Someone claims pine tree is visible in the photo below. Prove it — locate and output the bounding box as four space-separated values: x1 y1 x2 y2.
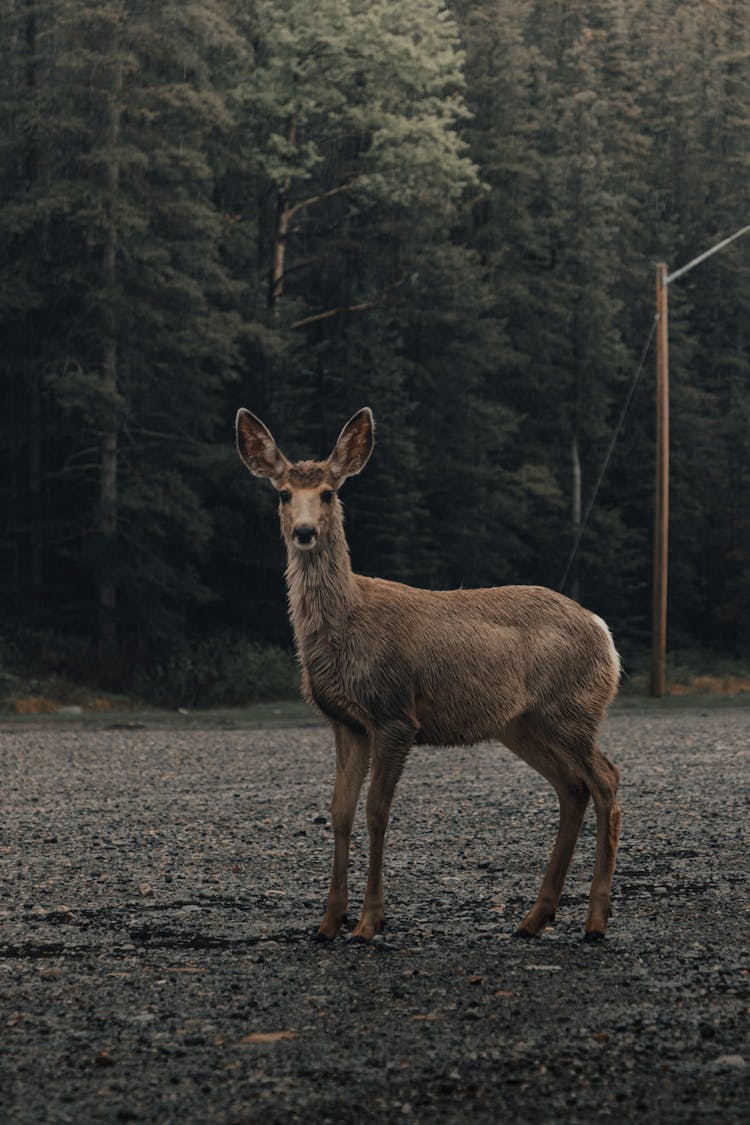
0 0 248 666
455 1 650 617
2 0 750 684
647 0 750 653
225 0 485 595
246 0 479 321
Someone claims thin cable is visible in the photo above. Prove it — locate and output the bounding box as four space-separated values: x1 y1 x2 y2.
666 223 750 285
558 316 658 593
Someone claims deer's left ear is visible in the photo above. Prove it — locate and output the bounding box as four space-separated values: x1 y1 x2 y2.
328 408 375 484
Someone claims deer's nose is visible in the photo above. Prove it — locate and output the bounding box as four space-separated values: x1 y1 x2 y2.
293 524 317 546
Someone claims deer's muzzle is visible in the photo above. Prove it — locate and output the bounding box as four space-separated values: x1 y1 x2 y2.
293 523 318 548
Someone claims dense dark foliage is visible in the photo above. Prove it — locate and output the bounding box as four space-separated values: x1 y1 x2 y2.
1 0 749 698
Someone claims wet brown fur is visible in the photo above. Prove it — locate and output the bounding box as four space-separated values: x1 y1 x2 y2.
236 407 622 943
288 464 327 488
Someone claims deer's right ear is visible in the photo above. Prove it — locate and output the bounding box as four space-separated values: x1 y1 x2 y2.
236 409 289 483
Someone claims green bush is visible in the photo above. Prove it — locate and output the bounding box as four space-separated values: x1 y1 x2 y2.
136 636 300 708
0 626 301 709
0 628 101 705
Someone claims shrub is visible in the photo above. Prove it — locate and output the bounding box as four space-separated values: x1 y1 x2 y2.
136 635 300 708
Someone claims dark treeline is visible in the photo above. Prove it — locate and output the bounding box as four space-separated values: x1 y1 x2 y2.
1 0 749 699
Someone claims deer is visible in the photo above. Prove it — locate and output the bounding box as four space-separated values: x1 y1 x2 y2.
236 406 622 943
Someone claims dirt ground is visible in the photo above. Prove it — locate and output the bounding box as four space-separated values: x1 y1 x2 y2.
1 706 748 1123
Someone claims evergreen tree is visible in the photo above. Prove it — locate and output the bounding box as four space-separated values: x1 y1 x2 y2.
225 0 485 599
1 0 247 665
455 0 649 623
1 0 749 692
648 0 750 653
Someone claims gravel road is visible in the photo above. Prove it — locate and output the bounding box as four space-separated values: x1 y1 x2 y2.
1 707 748 1123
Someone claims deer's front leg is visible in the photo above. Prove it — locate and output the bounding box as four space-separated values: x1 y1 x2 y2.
352 726 413 942
317 724 370 941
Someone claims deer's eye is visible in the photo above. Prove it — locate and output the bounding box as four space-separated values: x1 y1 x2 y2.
278 489 291 504
321 489 335 504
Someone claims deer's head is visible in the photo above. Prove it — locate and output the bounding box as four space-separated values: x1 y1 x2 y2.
236 407 374 552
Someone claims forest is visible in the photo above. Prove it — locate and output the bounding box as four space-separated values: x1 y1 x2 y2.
1 0 749 705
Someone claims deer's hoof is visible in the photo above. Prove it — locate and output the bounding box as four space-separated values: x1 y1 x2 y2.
349 916 385 943
513 927 538 940
312 929 335 943
583 929 606 942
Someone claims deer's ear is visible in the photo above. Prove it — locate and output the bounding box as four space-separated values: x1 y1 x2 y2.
328 408 374 484
236 409 289 482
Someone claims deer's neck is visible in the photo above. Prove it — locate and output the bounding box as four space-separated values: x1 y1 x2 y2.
285 516 358 650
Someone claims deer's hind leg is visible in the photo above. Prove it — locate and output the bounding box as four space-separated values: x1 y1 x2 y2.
317 723 370 941
502 718 591 938
580 746 621 940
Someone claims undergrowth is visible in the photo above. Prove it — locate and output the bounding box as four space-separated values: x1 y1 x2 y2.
2 631 748 714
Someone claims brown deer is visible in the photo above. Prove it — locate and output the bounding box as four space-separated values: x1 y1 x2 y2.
236 406 621 942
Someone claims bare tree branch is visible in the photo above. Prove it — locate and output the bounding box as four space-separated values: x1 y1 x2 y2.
284 179 359 223
291 300 378 330
291 278 407 329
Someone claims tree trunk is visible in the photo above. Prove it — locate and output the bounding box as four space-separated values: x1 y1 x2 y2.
267 116 358 314
28 363 42 593
25 0 43 595
268 116 296 312
99 34 123 665
570 428 582 603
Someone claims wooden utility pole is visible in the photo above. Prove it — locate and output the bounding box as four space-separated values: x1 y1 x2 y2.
650 263 669 697
648 226 750 697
